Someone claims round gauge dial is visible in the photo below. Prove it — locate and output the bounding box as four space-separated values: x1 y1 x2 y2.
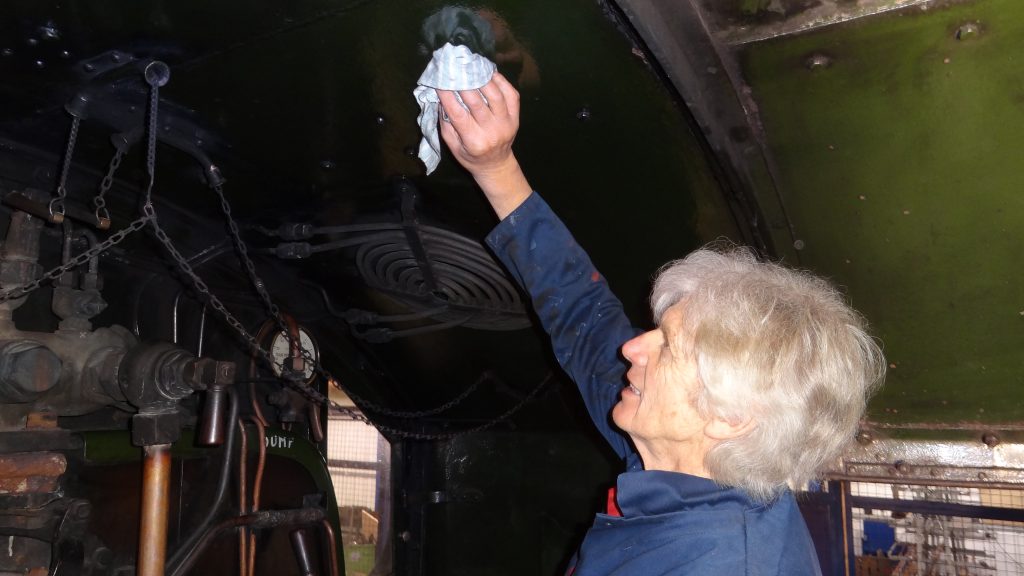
269 328 318 382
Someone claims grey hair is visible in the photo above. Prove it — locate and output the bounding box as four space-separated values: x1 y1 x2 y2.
651 245 884 501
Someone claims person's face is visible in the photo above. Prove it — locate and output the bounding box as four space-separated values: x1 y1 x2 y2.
612 302 711 465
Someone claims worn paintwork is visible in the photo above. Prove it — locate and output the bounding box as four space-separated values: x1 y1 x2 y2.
0 452 66 494
739 0 1024 428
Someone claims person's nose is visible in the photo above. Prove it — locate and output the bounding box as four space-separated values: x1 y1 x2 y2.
621 330 657 367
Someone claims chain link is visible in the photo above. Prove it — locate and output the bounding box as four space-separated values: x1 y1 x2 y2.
50 116 81 219
0 215 151 302
94 145 125 226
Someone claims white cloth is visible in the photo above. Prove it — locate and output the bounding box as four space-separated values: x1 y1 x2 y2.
414 43 496 174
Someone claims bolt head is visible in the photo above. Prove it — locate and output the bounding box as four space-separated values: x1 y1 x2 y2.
982 433 1000 448
956 22 980 40
805 53 832 70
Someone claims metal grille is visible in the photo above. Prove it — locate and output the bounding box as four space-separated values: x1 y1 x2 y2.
852 482 1024 575
327 408 391 575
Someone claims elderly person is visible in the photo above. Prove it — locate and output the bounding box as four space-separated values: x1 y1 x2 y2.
438 73 884 575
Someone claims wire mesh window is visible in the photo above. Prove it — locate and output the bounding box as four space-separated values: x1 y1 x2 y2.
327 407 391 576
851 482 1024 576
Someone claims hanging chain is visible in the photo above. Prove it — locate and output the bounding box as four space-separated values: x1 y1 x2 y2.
0 215 151 302
50 116 81 220
142 75 160 208
367 373 552 441
94 145 125 226
0 61 547 439
209 183 495 420
146 212 553 440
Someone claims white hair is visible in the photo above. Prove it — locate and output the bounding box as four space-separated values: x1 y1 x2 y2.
651 245 884 501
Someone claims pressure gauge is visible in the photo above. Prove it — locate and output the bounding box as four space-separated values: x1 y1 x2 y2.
269 327 318 383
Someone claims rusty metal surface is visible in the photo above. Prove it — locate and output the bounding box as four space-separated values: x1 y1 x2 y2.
0 451 66 494
137 443 171 576
695 0 974 45
830 438 1024 487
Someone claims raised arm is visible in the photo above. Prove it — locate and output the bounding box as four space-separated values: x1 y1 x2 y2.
438 75 636 459
437 73 531 219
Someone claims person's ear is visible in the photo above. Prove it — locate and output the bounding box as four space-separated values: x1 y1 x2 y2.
704 416 756 440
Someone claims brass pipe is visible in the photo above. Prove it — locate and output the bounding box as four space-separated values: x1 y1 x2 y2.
138 443 173 576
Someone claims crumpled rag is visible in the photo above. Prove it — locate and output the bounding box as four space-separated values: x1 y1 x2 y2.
414 42 496 174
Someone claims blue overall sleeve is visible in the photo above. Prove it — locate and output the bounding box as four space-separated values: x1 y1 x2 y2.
486 192 637 460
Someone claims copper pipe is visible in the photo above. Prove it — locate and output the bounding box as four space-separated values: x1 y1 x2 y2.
138 443 172 576
250 380 269 427
238 420 248 576
252 418 266 513
283 314 302 372
247 418 266 576
308 402 324 443
321 519 340 576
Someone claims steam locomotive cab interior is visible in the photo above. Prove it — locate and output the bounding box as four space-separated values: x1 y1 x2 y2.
1 0 1023 575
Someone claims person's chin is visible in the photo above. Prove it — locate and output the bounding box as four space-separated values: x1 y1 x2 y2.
611 401 632 432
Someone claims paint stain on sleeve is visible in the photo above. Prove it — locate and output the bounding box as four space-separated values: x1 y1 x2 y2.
591 271 600 282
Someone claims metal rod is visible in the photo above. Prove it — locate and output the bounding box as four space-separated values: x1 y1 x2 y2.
849 495 1024 523
170 508 326 576
3 191 108 228
290 529 316 576
166 391 240 573
827 473 1024 491
138 443 173 576
840 480 851 576
197 304 207 357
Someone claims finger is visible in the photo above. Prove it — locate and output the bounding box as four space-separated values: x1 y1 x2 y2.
458 88 492 123
438 115 463 152
437 90 473 129
478 79 508 118
490 72 521 121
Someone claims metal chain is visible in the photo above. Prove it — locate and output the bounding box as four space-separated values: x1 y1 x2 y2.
0 215 151 302
364 373 552 441
152 204 520 437
143 82 159 206
94 145 125 225
128 75 366 427
51 116 80 219
209 183 491 420
16 65 546 440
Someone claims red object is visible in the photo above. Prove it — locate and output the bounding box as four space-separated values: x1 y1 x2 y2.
606 486 623 517
565 487 622 575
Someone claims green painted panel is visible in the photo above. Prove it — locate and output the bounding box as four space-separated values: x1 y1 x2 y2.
741 0 1024 426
